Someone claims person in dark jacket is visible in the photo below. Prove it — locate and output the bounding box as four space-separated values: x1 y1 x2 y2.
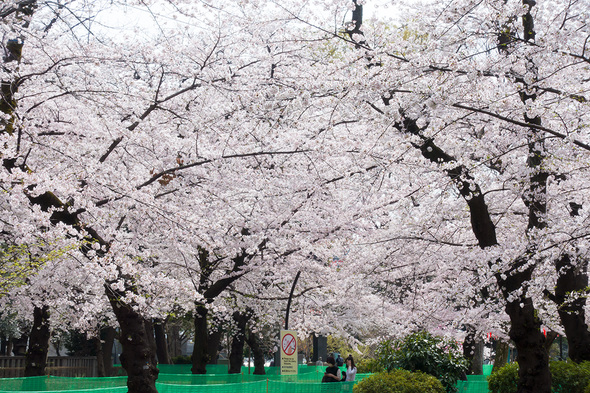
322 356 342 382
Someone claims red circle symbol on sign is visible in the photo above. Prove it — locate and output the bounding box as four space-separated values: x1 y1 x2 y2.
282 333 296 356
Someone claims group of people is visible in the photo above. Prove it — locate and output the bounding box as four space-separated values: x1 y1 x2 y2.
322 354 357 382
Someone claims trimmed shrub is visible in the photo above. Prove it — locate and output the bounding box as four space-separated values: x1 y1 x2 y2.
487 362 518 393
488 360 590 393
376 331 469 393
353 369 445 393
551 360 590 393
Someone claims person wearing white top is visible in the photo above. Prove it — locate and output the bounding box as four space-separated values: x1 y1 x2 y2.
345 355 357 382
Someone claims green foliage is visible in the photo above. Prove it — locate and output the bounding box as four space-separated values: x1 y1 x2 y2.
551 361 590 393
0 241 80 298
171 355 192 364
376 331 469 393
327 335 359 359
0 243 42 297
488 360 590 393
487 362 518 393
353 369 445 393
0 312 20 338
356 357 384 374
63 330 97 356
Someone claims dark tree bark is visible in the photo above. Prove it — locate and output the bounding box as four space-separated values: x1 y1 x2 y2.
462 326 483 375
493 340 510 373
191 303 209 374
191 246 252 374
245 327 266 375
1 0 36 141
552 255 590 362
388 116 551 392
2 3 166 387
358 1 555 388
24 306 50 377
154 320 171 364
101 326 116 377
96 326 117 377
472 339 484 375
106 285 159 393
167 322 182 359
207 326 223 365
0 335 6 355
229 311 248 374
544 331 558 353
97 335 105 377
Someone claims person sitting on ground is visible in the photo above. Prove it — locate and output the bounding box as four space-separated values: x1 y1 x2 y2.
322 356 341 382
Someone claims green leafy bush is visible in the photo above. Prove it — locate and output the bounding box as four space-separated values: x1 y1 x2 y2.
487 362 518 393
356 357 384 374
551 360 590 393
376 331 468 393
171 355 192 364
353 369 445 393
488 361 590 393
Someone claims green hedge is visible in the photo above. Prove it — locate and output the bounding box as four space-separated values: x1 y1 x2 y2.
488 361 590 393
353 370 445 393
375 331 468 393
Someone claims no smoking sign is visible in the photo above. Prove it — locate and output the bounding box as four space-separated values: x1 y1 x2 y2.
281 333 296 356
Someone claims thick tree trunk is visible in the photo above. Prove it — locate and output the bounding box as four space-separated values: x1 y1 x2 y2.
106 287 159 393
167 323 182 359
397 114 551 392
24 306 50 377
471 339 484 375
493 340 509 373
0 335 7 355
245 327 266 375
101 327 116 377
553 255 590 362
191 247 252 373
509 301 550 393
191 303 209 374
96 326 117 377
229 311 248 374
207 327 223 365
154 320 171 364
462 327 483 375
97 335 105 377
498 277 550 393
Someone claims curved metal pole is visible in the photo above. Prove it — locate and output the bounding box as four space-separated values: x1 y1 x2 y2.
285 271 301 330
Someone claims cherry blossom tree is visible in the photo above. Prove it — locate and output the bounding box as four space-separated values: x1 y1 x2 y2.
2 0 376 390
3 2 590 393
299 1 590 392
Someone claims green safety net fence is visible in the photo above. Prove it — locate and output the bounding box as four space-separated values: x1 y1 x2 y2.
0 371 490 393
153 365 321 375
